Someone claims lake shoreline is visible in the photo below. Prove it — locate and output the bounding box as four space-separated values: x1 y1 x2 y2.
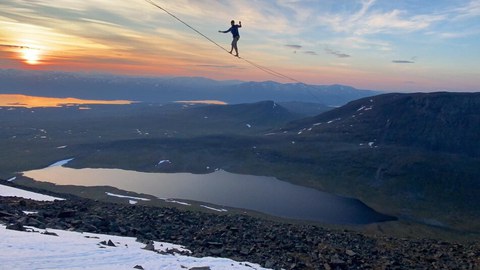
21 161 396 225
11 174 393 226
0 182 478 269
8 174 478 243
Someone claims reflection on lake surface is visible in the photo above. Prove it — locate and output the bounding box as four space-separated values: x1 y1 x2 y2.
0 94 132 108
23 165 395 224
175 100 227 105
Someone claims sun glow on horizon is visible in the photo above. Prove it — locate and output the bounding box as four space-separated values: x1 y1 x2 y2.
21 47 41 65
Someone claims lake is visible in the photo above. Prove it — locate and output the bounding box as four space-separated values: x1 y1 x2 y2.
22 161 394 224
0 94 132 108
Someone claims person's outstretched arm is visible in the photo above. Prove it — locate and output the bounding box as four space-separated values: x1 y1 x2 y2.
219 27 231 33
238 21 242 28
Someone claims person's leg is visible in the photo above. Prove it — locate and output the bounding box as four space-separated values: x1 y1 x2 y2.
230 38 235 54
232 36 239 56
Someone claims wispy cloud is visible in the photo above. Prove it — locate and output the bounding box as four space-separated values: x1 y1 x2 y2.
285 44 320 56
430 0 480 39
0 44 35 49
343 36 393 51
360 11 445 35
392 60 415 64
436 29 480 39
303 51 317 55
0 0 478 91
392 56 417 64
318 1 446 36
196 64 240 69
452 0 480 20
325 48 351 58
285 44 302 49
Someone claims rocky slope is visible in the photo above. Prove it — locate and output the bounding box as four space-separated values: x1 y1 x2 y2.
1 194 478 270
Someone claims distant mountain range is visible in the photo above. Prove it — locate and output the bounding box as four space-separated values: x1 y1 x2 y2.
0 69 379 106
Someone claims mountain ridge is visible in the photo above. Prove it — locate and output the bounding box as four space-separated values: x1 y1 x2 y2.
285 91 480 156
269 92 480 231
0 69 379 106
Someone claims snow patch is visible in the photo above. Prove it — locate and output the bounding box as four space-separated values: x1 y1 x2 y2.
136 129 150 136
157 160 171 166
327 118 341 124
7 176 16 182
129 200 138 205
56 145 68 149
105 192 151 201
357 105 373 112
200 205 228 212
22 211 38 215
246 124 252 128
48 158 74 167
0 183 64 201
162 198 191 206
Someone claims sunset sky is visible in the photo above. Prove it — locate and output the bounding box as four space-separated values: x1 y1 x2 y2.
1 0 479 92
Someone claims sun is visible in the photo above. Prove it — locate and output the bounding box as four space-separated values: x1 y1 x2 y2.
21 48 41 65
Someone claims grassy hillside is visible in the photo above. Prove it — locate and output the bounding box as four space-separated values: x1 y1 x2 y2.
0 101 299 176
1 93 479 237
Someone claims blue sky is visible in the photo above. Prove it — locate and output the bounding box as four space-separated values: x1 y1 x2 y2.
0 0 479 92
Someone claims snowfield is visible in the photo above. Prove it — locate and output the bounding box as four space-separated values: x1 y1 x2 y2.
0 183 270 270
0 225 268 270
47 158 75 167
0 183 64 201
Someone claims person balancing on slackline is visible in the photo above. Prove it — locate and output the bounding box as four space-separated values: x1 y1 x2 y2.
219 20 242 57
